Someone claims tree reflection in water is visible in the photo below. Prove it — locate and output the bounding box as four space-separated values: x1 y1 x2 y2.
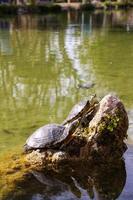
4 159 126 200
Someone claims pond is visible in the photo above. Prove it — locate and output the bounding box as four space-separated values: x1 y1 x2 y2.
0 9 133 199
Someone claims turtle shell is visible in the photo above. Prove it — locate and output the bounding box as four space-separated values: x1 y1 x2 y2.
62 95 98 125
62 100 87 125
25 124 67 150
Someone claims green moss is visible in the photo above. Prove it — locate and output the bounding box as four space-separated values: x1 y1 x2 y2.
0 152 32 198
98 121 107 133
107 116 119 132
97 112 120 134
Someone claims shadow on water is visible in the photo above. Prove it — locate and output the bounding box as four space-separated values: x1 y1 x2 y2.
3 158 126 200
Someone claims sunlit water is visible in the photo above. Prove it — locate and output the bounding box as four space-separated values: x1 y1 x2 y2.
0 10 133 199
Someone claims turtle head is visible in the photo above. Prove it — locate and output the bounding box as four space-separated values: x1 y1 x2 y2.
90 94 99 105
84 94 98 108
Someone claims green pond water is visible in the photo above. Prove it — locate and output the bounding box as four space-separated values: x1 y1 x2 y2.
0 10 133 199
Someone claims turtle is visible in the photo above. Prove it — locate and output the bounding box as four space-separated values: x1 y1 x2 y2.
78 82 95 89
62 94 99 127
24 119 79 152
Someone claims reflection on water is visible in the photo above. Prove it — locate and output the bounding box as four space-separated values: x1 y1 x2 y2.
0 10 133 199
0 19 12 55
2 159 126 200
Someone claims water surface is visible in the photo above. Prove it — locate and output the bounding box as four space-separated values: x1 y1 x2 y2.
0 10 133 199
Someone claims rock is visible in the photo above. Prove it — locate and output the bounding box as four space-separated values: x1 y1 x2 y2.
51 151 69 163
26 150 70 168
26 150 46 167
25 94 129 167
89 94 128 140
80 94 128 161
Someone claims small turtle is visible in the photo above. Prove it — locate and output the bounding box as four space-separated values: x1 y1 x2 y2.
62 94 99 126
24 120 79 152
78 82 95 89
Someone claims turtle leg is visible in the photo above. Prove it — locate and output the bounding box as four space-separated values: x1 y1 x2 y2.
80 104 99 128
60 134 74 150
79 111 94 127
60 119 80 150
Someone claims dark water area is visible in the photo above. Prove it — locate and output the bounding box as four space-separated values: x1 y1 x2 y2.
0 10 133 199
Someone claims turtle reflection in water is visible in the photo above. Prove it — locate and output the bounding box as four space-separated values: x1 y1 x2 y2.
7 159 126 200
24 95 98 152
31 160 126 200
